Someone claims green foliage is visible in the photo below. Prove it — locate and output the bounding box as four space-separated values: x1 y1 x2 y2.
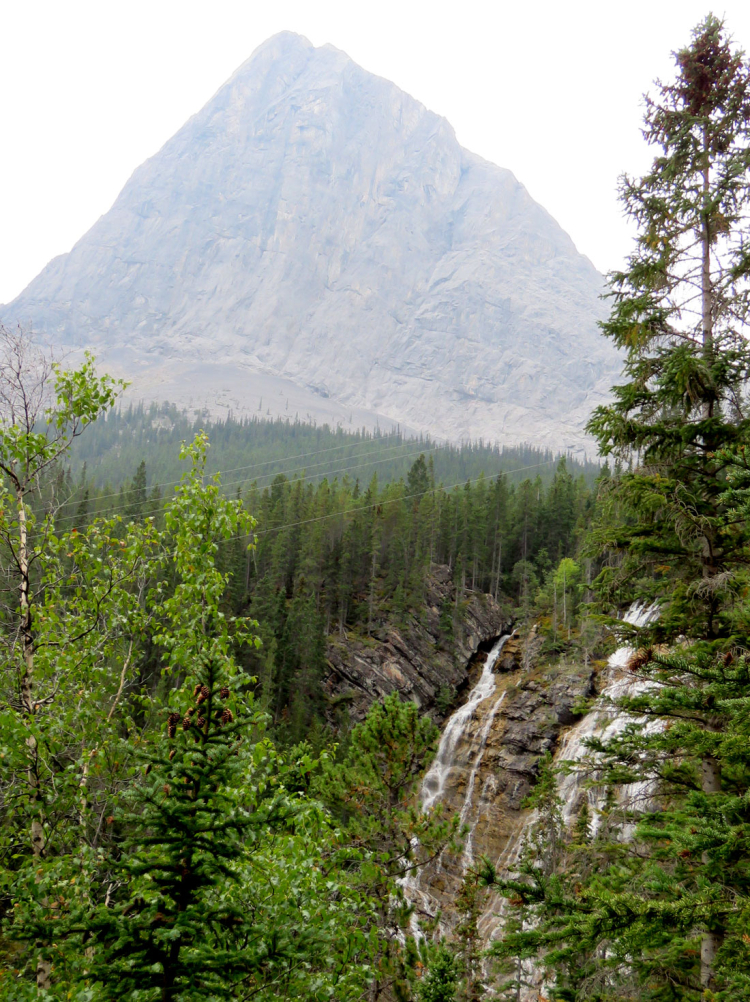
585 14 750 641
2 433 373 1001
65 403 601 497
315 693 458 1002
416 944 457 1002
29 404 592 738
489 21 750 1002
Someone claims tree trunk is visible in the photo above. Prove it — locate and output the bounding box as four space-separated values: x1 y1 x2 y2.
701 126 713 365
17 497 52 990
553 578 557 639
701 753 723 990
17 497 45 860
368 539 377 635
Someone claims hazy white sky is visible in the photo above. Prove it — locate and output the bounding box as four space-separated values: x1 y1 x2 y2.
2 0 750 305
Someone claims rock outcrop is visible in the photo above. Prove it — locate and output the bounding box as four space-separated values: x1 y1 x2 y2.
409 647 595 936
2 32 621 453
324 564 509 723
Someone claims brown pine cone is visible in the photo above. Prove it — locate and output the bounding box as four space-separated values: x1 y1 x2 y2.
167 712 180 738
169 748 176 761
221 708 234 726
196 685 210 705
196 714 206 729
193 683 202 697
182 714 192 731
220 686 230 700
626 647 652 673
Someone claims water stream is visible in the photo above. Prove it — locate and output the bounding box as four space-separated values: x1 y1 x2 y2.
404 633 513 931
421 633 513 813
555 601 659 832
482 602 659 998
405 603 658 979
406 603 658 971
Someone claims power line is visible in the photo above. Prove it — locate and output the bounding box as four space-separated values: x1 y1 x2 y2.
53 440 446 528
248 457 558 539
52 433 435 518
53 454 560 533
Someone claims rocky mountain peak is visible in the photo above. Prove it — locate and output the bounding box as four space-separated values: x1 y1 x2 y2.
2 34 621 452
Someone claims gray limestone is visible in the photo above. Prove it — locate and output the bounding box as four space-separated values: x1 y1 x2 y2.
2 32 622 451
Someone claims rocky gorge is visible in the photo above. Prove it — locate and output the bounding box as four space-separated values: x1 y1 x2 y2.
322 566 605 941
323 565 510 724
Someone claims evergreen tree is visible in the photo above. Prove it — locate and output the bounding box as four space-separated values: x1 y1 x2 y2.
125 459 148 521
490 23 750 1001
587 14 750 641
314 693 458 1002
417 944 458 1002
71 436 367 1001
84 436 278 999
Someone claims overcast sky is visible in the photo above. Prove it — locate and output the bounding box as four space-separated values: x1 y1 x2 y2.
2 0 750 305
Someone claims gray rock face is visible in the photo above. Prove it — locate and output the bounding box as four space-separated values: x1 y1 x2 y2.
324 564 509 724
2 31 621 451
409 648 595 936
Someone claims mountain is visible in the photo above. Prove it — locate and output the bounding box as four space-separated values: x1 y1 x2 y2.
2 32 620 451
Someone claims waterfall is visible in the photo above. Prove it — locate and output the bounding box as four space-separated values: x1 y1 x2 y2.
555 601 659 832
404 632 513 932
405 603 657 960
421 633 513 813
481 602 660 999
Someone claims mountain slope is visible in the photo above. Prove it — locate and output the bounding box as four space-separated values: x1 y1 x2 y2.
2 32 620 451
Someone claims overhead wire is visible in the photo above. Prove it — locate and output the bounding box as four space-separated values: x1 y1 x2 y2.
52 430 423 513
52 439 449 528
247 457 559 538
55 454 559 536
51 432 438 521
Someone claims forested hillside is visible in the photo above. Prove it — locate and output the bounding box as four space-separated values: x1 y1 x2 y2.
0 335 592 1000
62 402 600 494
22 396 596 746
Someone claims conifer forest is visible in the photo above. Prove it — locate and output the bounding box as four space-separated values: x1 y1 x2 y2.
2 13 750 1002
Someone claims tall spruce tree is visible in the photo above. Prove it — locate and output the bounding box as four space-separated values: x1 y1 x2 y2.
587 14 750 641
489 17 750 1002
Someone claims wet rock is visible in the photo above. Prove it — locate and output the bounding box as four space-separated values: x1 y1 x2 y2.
408 649 595 936
323 565 509 723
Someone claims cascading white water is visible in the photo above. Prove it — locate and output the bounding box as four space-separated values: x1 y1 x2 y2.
461 688 507 867
420 633 513 813
485 602 660 1000
403 633 513 932
405 605 658 966
555 601 659 832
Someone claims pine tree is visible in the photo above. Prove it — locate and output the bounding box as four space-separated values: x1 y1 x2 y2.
80 436 306 1000
587 14 750 641
126 459 148 521
417 945 458 1002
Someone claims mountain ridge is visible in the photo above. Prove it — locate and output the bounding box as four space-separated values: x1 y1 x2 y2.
2 31 620 452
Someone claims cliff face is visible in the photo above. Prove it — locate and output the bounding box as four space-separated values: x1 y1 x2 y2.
324 565 509 724
408 644 595 937
2 31 621 452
